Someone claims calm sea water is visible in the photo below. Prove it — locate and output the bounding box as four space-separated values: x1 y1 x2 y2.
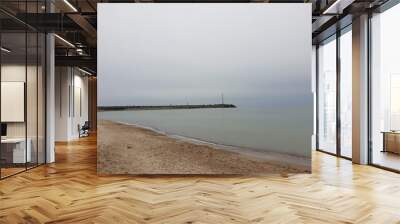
98 107 311 157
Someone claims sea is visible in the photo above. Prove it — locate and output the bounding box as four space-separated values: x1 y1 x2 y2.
98 107 312 159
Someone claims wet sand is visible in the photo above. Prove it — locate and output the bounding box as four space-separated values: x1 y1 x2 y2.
97 120 311 175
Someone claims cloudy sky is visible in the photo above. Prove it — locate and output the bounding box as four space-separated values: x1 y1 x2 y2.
98 3 312 107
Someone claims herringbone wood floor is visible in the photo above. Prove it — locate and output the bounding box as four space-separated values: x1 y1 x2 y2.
1 135 400 224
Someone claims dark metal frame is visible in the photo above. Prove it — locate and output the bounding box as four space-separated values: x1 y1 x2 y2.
367 10 373 166
315 44 319 152
315 23 353 161
336 26 341 158
0 0 48 180
338 24 353 161
316 0 400 173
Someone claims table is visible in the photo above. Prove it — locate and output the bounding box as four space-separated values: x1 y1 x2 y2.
1 138 31 163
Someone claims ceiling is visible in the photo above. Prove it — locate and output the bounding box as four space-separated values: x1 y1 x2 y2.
0 0 393 74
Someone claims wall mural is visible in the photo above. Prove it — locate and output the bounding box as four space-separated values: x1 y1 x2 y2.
97 3 312 174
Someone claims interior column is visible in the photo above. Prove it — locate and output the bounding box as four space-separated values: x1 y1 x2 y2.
352 14 369 164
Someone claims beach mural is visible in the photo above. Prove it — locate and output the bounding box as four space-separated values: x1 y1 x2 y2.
97 3 313 174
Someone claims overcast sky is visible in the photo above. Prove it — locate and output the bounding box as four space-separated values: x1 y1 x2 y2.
98 3 311 107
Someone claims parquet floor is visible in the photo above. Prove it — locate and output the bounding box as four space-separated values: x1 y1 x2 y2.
1 134 400 224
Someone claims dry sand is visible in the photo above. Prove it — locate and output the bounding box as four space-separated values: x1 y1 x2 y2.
97 120 311 175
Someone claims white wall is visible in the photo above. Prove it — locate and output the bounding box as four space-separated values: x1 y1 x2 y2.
1 65 40 137
1 63 47 164
55 67 89 141
55 66 70 141
1 65 26 139
71 73 89 138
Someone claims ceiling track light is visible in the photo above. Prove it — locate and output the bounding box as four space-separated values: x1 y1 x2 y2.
78 67 93 76
1 47 11 53
63 0 78 12
322 0 355 15
54 34 75 48
323 1 341 15
322 0 343 15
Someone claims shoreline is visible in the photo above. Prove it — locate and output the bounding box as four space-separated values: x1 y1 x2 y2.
97 120 311 175
114 120 310 168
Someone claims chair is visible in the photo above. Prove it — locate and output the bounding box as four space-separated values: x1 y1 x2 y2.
79 121 90 138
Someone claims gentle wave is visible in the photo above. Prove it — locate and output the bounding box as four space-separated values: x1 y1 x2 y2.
112 120 310 168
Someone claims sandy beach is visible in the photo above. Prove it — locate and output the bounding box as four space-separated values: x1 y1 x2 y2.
97 120 310 175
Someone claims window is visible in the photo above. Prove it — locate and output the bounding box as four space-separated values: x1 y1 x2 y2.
340 28 352 158
318 36 337 154
370 3 400 171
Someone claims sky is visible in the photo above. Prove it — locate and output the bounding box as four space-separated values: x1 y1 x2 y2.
98 3 312 107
